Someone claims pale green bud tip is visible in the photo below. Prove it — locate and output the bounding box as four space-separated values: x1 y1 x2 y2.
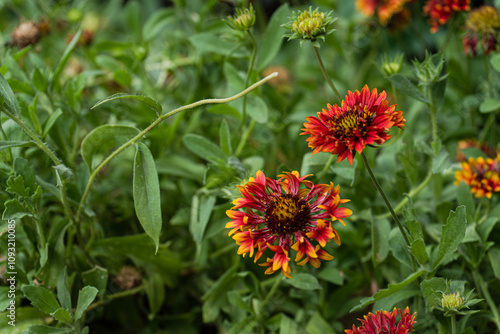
225 5 256 31
441 292 465 310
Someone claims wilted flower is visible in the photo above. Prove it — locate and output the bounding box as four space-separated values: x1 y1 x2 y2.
283 7 337 47
462 6 500 56
10 20 41 48
226 170 352 278
345 307 416 333
356 0 411 26
455 154 500 198
423 0 470 33
225 4 256 31
113 265 143 290
302 85 405 165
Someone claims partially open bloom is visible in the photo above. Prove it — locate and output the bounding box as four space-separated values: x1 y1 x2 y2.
462 6 500 56
226 171 352 278
224 4 256 31
302 85 405 165
345 307 416 333
356 0 411 26
455 154 500 198
283 7 336 46
423 0 470 33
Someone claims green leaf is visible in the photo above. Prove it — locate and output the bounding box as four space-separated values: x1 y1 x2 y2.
490 53 500 72
432 149 451 174
42 108 63 137
53 164 73 187
432 206 467 270
286 273 322 290
224 62 245 91
257 3 289 70
57 267 72 312
133 142 162 253
22 285 61 315
457 181 475 222
22 325 75 334
388 227 411 268
190 194 216 244
188 33 245 58
410 239 429 265
0 73 21 114
0 140 35 151
7 78 35 95
74 286 98 321
420 277 446 312
91 92 162 114
51 27 82 88
145 272 165 318
207 104 241 119
479 98 500 113
81 267 108 298
305 311 335 334
202 264 238 322
51 308 72 324
488 248 500 279
219 119 232 156
246 95 269 124
142 8 175 41
14 157 36 194
317 266 343 285
300 152 331 176
80 124 140 170
351 269 425 311
331 158 358 186
32 68 47 92
2 198 33 220
388 74 429 104
279 314 298 334
182 133 228 164
6 175 30 197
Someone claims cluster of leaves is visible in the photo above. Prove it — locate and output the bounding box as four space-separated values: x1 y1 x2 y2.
0 0 499 333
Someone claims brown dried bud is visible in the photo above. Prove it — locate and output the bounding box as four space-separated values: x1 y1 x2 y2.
11 20 41 48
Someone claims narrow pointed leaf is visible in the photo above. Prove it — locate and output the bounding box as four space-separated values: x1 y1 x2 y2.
22 285 61 315
133 142 162 252
51 27 82 88
432 206 467 270
74 286 98 321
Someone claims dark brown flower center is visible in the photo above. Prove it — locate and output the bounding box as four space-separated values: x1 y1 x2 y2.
330 105 374 138
265 194 311 235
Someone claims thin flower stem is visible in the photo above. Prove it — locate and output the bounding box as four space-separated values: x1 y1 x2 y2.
85 285 145 313
473 269 500 330
235 119 256 157
240 30 258 126
427 85 439 156
0 116 12 163
374 170 433 220
312 46 342 102
76 72 278 222
361 152 416 269
451 314 457 334
317 155 335 180
258 275 283 318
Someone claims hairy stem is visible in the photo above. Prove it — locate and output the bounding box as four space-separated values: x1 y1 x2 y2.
313 46 342 102
76 72 278 221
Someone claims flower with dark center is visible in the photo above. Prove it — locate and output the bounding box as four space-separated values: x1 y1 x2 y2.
423 0 470 33
356 0 411 26
302 85 405 165
226 170 351 278
345 307 416 333
455 154 500 198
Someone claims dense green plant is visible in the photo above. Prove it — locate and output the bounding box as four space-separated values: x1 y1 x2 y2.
0 0 499 333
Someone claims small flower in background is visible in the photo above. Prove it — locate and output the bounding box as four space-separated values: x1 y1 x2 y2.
224 3 256 31
282 7 337 47
462 6 500 57
423 0 470 33
455 154 500 198
302 85 405 165
345 307 416 333
10 19 41 48
226 170 352 278
113 265 143 290
456 139 495 162
262 65 292 94
356 0 411 26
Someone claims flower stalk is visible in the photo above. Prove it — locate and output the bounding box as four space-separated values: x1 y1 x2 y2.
313 46 342 101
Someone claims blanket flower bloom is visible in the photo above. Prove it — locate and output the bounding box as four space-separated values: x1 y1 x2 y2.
302 85 405 165
455 154 500 198
356 0 411 25
463 6 500 57
226 171 352 278
345 307 416 334
423 0 470 33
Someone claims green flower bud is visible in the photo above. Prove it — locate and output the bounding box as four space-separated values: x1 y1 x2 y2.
225 4 256 31
283 7 337 47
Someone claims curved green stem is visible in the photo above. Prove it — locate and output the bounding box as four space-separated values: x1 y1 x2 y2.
361 152 416 270
427 86 439 156
85 284 145 313
472 269 500 330
374 170 433 220
235 119 256 157
76 72 278 221
312 46 342 102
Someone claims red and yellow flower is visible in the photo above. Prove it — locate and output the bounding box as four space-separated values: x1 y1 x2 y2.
455 154 500 199
345 307 416 334
423 0 470 33
302 85 405 165
226 171 352 278
356 0 411 25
